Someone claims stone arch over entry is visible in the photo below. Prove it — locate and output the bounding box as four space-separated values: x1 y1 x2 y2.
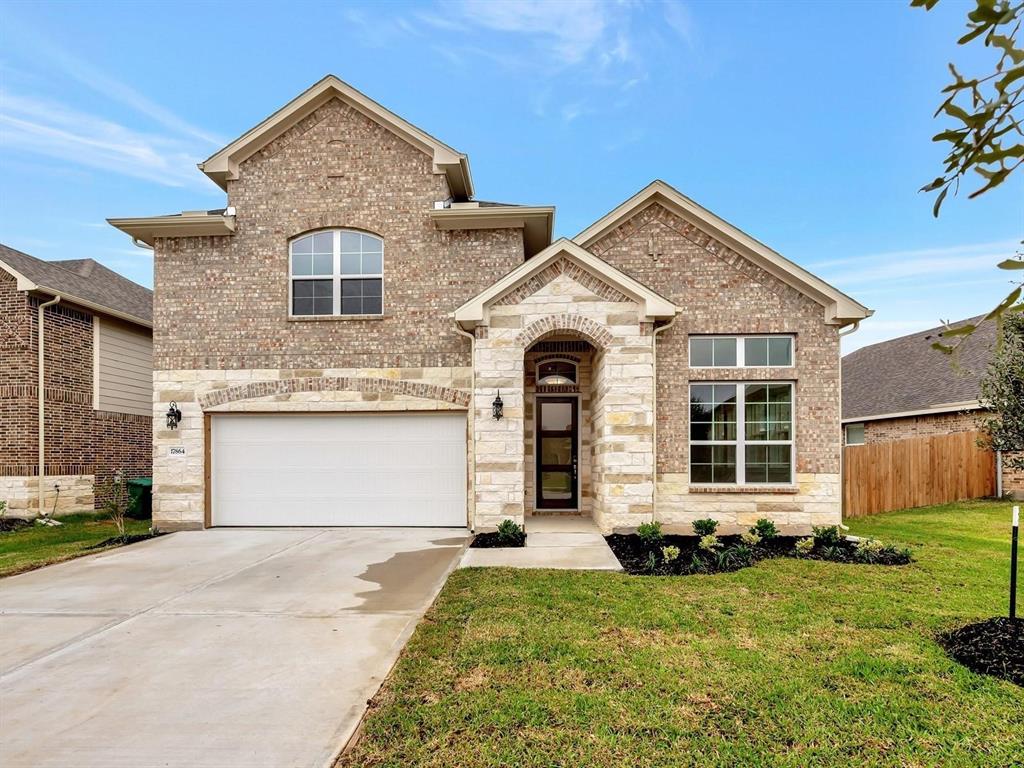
198 376 470 410
516 313 614 350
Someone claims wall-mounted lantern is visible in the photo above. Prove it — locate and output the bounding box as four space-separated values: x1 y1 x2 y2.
166 401 182 430
492 391 504 421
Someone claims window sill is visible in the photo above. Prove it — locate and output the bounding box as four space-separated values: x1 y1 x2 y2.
287 314 388 322
688 485 799 494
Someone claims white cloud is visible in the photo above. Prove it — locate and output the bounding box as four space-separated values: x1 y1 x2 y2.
662 0 696 49
0 91 215 190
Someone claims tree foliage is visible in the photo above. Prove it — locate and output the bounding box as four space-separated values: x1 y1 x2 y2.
977 312 1024 470
914 0 1024 352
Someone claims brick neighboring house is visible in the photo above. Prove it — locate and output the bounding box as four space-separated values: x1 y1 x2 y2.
109 75 870 534
842 316 1023 498
0 245 153 516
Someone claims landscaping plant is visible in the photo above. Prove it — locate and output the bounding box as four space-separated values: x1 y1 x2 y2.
752 518 779 540
692 518 718 536
470 519 526 549
636 521 663 546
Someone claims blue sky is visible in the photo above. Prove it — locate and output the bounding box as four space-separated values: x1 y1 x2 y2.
1 0 1020 352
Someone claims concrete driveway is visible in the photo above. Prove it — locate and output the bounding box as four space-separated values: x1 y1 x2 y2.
0 527 467 768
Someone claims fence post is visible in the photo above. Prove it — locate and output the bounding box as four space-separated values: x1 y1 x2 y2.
1011 505 1019 621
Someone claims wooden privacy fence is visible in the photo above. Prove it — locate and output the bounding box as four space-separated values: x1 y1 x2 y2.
843 430 996 518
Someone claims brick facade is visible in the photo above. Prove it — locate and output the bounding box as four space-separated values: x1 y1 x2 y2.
149 91 847 533
0 270 152 515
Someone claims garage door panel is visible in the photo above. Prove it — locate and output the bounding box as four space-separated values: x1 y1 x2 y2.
212 413 467 526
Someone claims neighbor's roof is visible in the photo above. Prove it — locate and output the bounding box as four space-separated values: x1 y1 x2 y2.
842 315 995 422
199 74 473 198
0 243 152 327
574 180 872 326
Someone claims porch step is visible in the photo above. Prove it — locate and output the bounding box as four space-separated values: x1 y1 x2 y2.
459 516 621 571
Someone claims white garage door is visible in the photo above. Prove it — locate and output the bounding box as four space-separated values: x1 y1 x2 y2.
211 412 467 527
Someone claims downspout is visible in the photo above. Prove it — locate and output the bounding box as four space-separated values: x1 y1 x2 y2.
836 320 860 529
651 314 680 523
452 318 476 530
37 295 61 518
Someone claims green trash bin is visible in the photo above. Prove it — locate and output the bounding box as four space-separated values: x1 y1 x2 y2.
126 477 153 520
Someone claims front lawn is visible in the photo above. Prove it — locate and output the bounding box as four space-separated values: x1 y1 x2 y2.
0 514 152 578
340 500 1023 767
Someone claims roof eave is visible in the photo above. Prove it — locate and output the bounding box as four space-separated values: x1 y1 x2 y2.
107 213 236 247
842 401 983 424
430 206 555 257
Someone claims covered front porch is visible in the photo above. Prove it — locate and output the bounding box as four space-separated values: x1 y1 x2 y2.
454 238 678 534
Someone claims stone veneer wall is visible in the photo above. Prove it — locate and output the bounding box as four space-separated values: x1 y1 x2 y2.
153 366 471 529
0 272 151 516
523 344 593 516
588 202 842 532
472 262 655 533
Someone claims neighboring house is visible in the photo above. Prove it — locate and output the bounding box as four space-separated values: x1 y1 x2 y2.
0 245 153 515
108 75 870 534
842 316 1023 497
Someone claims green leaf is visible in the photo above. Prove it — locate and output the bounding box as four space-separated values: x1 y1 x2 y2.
997 258 1024 270
931 341 955 355
942 102 973 122
990 35 1024 65
921 176 947 192
931 129 970 143
996 65 1024 93
958 24 990 45
939 323 977 338
984 287 1024 321
932 185 949 217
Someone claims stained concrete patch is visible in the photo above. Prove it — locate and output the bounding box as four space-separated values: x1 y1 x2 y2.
0 526 467 768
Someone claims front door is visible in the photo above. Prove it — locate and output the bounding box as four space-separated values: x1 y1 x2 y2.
536 397 578 509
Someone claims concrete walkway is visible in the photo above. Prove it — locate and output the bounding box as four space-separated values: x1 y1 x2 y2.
459 516 621 570
0 527 467 768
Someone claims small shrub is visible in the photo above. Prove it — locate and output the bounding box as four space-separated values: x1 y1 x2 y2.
645 551 659 573
692 518 719 536
637 521 663 547
795 537 815 556
855 538 886 563
812 525 843 547
101 470 130 539
688 553 712 574
820 545 847 562
698 534 721 552
496 519 523 544
752 518 779 540
661 545 680 562
718 544 753 570
740 530 762 546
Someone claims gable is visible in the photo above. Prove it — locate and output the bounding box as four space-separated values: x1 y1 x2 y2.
199 75 473 198
574 181 870 326
453 238 677 329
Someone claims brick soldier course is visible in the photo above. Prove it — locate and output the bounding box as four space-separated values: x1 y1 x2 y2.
110 75 870 532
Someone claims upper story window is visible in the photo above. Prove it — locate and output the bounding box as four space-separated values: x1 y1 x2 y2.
845 423 865 445
537 359 578 386
289 230 383 316
689 335 793 368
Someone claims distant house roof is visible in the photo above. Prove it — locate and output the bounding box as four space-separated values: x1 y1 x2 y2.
842 316 995 422
0 243 152 327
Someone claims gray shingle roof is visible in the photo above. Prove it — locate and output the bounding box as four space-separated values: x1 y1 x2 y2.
841 316 995 420
0 243 152 325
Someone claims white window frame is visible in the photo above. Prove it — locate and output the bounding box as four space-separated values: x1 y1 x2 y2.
845 423 866 446
689 381 796 486
535 358 579 386
689 335 795 368
288 229 384 317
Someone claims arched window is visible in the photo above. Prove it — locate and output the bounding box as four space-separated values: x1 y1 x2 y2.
289 230 383 316
536 359 578 386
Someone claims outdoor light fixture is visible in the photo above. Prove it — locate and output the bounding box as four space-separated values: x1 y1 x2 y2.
166 401 182 430
492 391 504 421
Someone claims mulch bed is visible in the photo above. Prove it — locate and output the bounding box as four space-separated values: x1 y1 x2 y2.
0 519 31 533
87 532 163 550
470 532 526 548
938 617 1024 686
606 534 912 576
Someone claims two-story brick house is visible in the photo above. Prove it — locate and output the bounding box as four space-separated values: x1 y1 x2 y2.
110 75 870 533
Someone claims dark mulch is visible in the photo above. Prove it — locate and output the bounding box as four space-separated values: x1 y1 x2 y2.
938 617 1024 686
87 532 163 550
470 532 526 548
0 519 31 533
606 534 912 576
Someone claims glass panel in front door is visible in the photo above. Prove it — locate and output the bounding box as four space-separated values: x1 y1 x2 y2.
537 398 578 509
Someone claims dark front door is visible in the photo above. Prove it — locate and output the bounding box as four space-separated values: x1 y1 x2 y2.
536 397 578 509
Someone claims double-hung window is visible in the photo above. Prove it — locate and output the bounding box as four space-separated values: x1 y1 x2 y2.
290 230 383 316
690 382 794 485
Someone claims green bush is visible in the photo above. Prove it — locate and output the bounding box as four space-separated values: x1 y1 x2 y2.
637 521 663 547
692 518 718 536
854 538 885 563
752 518 779 540
812 525 843 547
740 530 762 546
698 534 721 552
795 537 815 556
718 544 753 570
661 545 680 562
496 519 523 544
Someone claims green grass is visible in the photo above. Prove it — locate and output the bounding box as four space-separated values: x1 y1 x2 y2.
341 500 1024 767
0 513 152 578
